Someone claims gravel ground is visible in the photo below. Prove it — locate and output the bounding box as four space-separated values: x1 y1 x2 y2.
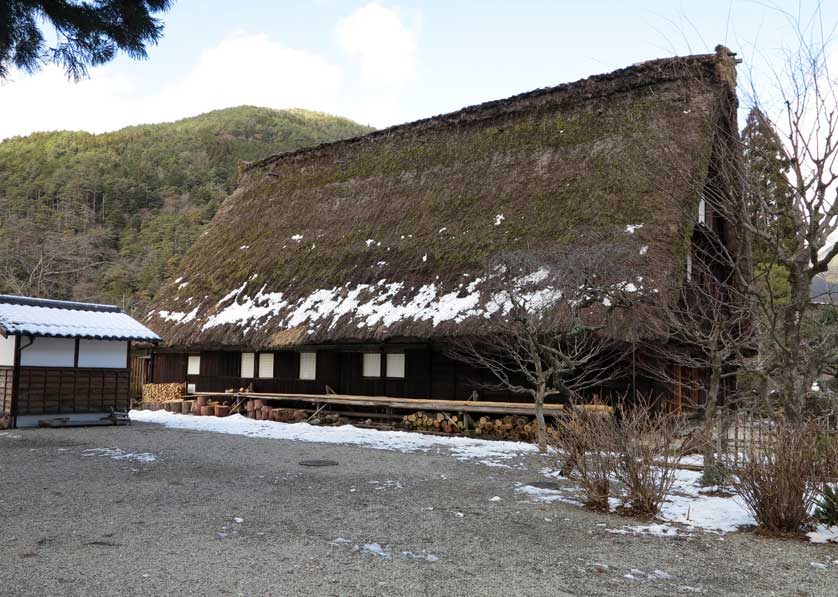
0 423 836 596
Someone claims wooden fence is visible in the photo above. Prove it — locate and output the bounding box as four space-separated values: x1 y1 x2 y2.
714 409 838 464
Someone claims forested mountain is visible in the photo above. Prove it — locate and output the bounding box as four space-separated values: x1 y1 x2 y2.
0 107 373 313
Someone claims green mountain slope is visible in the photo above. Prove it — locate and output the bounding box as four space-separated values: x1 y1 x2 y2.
0 107 374 313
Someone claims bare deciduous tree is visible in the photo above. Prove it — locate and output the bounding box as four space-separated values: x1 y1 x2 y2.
445 246 632 450
641 254 755 482
732 12 838 419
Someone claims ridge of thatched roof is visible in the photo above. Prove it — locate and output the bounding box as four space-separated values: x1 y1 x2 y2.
146 46 740 350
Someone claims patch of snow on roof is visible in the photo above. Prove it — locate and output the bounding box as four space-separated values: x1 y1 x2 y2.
158 307 199 324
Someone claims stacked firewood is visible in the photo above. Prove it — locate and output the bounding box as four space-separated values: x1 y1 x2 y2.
142 383 186 402
401 411 463 434
401 411 559 441
474 415 542 440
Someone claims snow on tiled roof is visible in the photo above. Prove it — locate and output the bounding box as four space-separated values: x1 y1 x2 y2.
0 295 162 341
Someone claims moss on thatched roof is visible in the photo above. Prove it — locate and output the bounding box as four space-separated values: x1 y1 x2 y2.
146 47 740 349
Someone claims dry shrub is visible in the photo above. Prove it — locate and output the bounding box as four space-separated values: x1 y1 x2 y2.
611 396 691 517
551 404 617 512
725 419 836 534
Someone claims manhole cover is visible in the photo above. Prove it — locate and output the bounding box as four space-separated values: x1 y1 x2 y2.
529 481 561 491
298 459 339 467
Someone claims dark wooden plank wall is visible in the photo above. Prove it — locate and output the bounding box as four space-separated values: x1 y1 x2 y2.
0 366 13 415
151 353 187 383
15 367 129 416
150 347 679 404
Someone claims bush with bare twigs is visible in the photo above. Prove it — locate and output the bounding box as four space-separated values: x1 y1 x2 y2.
551 405 617 512
611 397 692 517
724 419 837 534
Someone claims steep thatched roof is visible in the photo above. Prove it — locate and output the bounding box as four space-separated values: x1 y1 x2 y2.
146 46 740 349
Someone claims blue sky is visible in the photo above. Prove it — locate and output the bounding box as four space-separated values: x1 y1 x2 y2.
0 0 834 139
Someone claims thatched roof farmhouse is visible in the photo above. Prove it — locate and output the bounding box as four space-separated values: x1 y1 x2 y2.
142 46 742 405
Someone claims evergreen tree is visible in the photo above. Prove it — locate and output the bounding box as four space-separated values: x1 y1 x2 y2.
741 106 797 265
0 0 172 80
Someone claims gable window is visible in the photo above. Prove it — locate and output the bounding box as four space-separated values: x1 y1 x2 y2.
698 195 707 225
386 353 405 378
187 354 201 376
299 352 317 380
363 353 381 377
241 352 255 378
258 353 274 379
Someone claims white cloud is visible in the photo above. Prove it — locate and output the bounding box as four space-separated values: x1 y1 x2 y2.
0 4 420 140
336 3 418 87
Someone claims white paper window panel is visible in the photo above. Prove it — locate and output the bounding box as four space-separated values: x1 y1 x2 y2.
187 355 201 375
187 383 196 393
387 353 405 378
698 196 707 224
0 335 14 366
77 340 127 368
362 353 381 377
258 353 274 378
241 352 255 378
20 337 75 367
299 352 317 380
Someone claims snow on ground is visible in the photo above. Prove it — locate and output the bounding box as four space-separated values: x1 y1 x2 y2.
662 469 755 533
130 410 536 467
81 447 157 464
331 538 440 562
515 468 755 535
807 525 838 544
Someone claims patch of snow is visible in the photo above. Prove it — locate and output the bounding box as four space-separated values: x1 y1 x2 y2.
807 525 838 544
489 496 502 502
365 239 376 247
625 223 644 234
438 227 447 233
291 234 304 242
239 245 249 250
661 469 755 533
157 307 199 324
81 447 156 464
369 480 403 491
639 245 648 255
494 214 505 226
514 483 583 507
610 523 681 537
332 537 353 544
130 411 536 467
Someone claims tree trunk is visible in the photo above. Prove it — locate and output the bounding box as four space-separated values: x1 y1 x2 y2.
534 386 547 452
701 352 724 485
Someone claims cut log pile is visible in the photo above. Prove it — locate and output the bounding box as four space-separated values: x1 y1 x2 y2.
473 415 545 441
142 383 186 402
402 411 464 434
245 399 307 423
401 411 559 441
